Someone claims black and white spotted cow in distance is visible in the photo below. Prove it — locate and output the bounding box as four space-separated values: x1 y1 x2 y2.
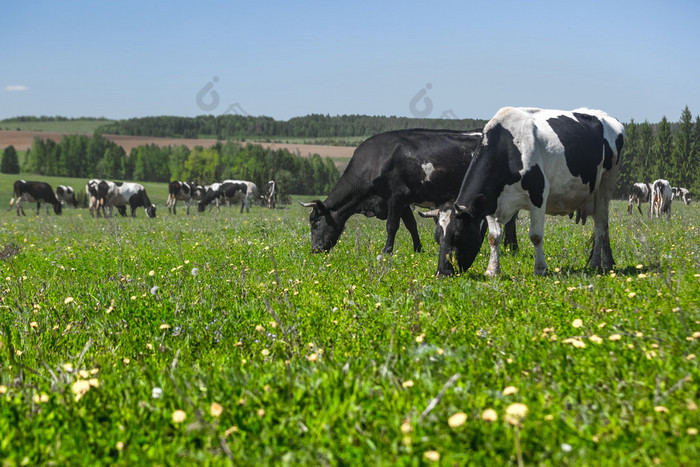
432 107 624 277
300 129 516 255
263 180 277 209
166 181 204 215
672 186 691 206
99 181 156 218
198 180 258 213
627 182 651 214
12 180 63 216
651 179 672 219
55 185 78 208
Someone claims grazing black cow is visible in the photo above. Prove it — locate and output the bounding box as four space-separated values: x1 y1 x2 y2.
12 180 62 216
627 182 652 214
198 181 248 213
300 129 495 255
99 181 156 218
55 185 78 208
432 107 624 276
671 186 691 206
166 181 204 215
263 180 277 209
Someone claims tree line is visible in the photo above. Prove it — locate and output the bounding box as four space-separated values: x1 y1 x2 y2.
96 114 488 140
1 134 339 197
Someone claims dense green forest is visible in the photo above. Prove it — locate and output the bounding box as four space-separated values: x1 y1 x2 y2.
95 114 488 140
3 107 700 197
1 134 339 197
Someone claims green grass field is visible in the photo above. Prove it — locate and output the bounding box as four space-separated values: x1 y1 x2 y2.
0 119 114 134
0 182 698 464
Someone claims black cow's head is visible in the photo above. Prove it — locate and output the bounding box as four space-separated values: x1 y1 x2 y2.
53 203 63 215
419 203 485 276
300 200 344 253
146 204 157 218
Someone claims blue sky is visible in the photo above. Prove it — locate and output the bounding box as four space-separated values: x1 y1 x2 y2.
2 0 699 123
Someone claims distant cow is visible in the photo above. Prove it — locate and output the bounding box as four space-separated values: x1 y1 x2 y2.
99 181 156 218
198 179 259 213
671 186 691 205
55 185 78 208
431 107 624 276
166 181 204 215
627 182 651 214
12 180 63 216
198 181 248 213
301 129 500 255
651 179 672 219
263 180 277 209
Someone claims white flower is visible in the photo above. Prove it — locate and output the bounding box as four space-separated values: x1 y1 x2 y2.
191 267 199 276
152 387 163 399
150 286 159 295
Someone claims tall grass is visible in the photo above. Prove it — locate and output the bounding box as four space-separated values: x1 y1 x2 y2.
0 200 698 464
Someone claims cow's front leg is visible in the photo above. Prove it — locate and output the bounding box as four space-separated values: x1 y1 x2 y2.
400 206 422 253
529 208 547 275
485 216 501 277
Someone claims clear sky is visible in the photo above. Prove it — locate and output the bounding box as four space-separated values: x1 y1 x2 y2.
2 0 699 123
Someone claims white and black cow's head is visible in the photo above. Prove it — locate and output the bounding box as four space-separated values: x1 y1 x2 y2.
300 200 346 253
419 204 485 276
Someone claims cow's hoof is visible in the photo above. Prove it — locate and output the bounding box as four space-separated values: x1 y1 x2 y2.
484 268 500 278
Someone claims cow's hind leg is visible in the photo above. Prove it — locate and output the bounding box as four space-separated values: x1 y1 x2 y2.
529 207 547 275
382 199 405 254
400 206 422 253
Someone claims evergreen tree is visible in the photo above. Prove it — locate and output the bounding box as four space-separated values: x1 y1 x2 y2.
670 106 693 187
654 117 673 179
1 145 20 174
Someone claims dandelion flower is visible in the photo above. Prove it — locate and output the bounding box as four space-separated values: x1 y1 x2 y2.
79 369 90 379
503 386 518 396
481 408 498 422
64 297 74 304
210 402 223 417
172 410 187 423
255 325 265 333
148 270 155 276
152 387 163 399
261 349 270 357
63 363 74 372
415 333 425 343
571 319 583 328
589 335 603 344
123 358 130 365
423 451 440 462
0 385 7 394
402 380 414 388
191 267 199 276
160 323 171 330
687 354 696 361
653 406 668 413
628 292 637 298
693 332 700 339
687 428 698 436
30 321 38 328
448 412 467 428
257 408 265 417
400 420 412 434
609 334 622 341
307 353 318 362
505 403 528 425
224 426 238 437
116 441 125 450
71 380 91 401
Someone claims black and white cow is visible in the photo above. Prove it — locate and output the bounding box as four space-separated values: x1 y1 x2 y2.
651 179 672 219
197 181 248 213
99 181 156 218
671 186 691 206
55 185 78 208
12 180 62 216
197 179 259 213
166 181 204 215
86 179 103 217
627 182 651 214
299 129 518 255
431 107 624 277
263 180 277 209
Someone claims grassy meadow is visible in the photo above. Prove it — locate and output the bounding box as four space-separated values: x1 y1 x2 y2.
0 177 698 465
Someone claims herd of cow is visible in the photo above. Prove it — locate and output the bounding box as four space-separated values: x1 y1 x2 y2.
6 107 693 278
9 179 278 218
627 180 691 219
